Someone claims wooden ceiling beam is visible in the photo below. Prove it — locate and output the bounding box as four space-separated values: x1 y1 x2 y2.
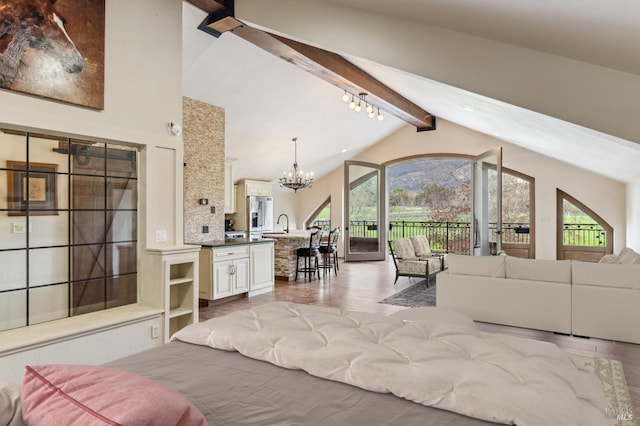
184 0 225 15
233 26 435 131
185 0 435 131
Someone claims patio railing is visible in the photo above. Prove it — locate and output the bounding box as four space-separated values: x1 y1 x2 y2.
310 219 605 253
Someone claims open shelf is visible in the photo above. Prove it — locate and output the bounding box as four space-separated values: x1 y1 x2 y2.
169 277 193 286
168 307 193 319
145 246 200 343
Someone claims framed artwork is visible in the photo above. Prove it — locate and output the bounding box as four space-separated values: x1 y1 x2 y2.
0 0 105 109
7 161 58 216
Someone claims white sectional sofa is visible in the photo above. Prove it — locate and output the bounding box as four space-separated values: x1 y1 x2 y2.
571 261 640 344
436 255 573 334
436 252 640 343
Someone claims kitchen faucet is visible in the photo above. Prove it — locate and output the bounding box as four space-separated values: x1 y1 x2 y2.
276 213 289 233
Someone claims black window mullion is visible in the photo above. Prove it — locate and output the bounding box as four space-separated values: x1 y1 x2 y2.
67 137 72 318
25 132 30 326
103 144 108 310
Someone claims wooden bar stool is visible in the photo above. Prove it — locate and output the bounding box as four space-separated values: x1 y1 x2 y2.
295 230 323 281
319 228 340 277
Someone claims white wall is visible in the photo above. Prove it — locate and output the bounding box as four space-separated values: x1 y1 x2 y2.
285 120 627 259
627 179 640 251
0 0 183 381
236 0 640 145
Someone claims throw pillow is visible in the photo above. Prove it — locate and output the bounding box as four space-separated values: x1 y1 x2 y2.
0 379 23 426
598 254 618 264
21 365 208 426
617 247 640 265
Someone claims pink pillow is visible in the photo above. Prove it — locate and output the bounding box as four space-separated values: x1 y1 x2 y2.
21 365 208 426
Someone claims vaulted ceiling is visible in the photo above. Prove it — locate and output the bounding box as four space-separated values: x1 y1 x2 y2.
182 0 640 187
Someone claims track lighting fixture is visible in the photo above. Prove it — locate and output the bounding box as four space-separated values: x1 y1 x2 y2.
341 91 385 121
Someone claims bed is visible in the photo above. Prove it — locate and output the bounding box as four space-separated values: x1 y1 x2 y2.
13 302 614 425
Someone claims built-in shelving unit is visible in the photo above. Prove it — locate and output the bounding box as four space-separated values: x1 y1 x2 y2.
145 245 200 343
167 261 196 339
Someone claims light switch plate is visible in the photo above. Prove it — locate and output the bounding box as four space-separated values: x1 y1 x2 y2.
155 230 167 242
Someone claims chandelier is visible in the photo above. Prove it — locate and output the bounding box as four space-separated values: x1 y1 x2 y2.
279 137 314 192
342 91 384 121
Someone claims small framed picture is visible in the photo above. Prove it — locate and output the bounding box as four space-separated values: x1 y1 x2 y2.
7 161 58 216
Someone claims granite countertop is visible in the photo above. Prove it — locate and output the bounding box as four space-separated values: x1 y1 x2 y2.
192 238 275 248
261 231 311 239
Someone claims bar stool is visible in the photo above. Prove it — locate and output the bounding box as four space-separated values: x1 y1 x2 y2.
319 228 340 276
295 230 323 281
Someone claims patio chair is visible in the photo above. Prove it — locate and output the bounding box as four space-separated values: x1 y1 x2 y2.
388 236 447 285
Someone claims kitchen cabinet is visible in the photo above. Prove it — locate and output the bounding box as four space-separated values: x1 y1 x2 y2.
233 180 272 231
224 160 235 214
250 242 275 296
244 179 272 197
199 241 274 301
200 245 250 300
213 256 249 298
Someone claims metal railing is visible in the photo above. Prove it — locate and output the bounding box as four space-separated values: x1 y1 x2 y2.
562 223 607 246
310 219 606 252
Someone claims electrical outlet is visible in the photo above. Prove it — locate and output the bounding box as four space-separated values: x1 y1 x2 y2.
150 324 160 339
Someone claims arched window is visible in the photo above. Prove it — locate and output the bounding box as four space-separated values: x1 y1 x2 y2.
387 156 471 254
307 197 330 231
556 189 613 262
386 156 535 257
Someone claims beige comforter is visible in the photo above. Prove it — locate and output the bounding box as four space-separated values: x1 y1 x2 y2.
172 302 610 426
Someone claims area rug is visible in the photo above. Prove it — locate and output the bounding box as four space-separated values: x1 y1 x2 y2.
571 354 636 425
380 280 436 307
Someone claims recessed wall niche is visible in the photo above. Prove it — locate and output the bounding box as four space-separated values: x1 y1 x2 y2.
0 129 138 331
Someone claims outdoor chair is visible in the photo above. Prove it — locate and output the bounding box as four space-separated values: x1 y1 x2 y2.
388 236 448 285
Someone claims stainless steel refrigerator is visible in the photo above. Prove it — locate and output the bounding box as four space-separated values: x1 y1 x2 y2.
247 196 273 239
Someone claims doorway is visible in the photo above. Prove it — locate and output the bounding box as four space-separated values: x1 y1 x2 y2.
344 161 386 261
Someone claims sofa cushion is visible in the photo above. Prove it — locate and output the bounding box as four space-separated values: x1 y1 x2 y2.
447 254 505 278
616 247 640 265
410 235 431 257
392 238 416 260
572 261 640 289
397 259 427 275
506 256 572 284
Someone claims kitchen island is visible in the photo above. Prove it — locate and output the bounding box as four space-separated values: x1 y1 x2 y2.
262 232 312 281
